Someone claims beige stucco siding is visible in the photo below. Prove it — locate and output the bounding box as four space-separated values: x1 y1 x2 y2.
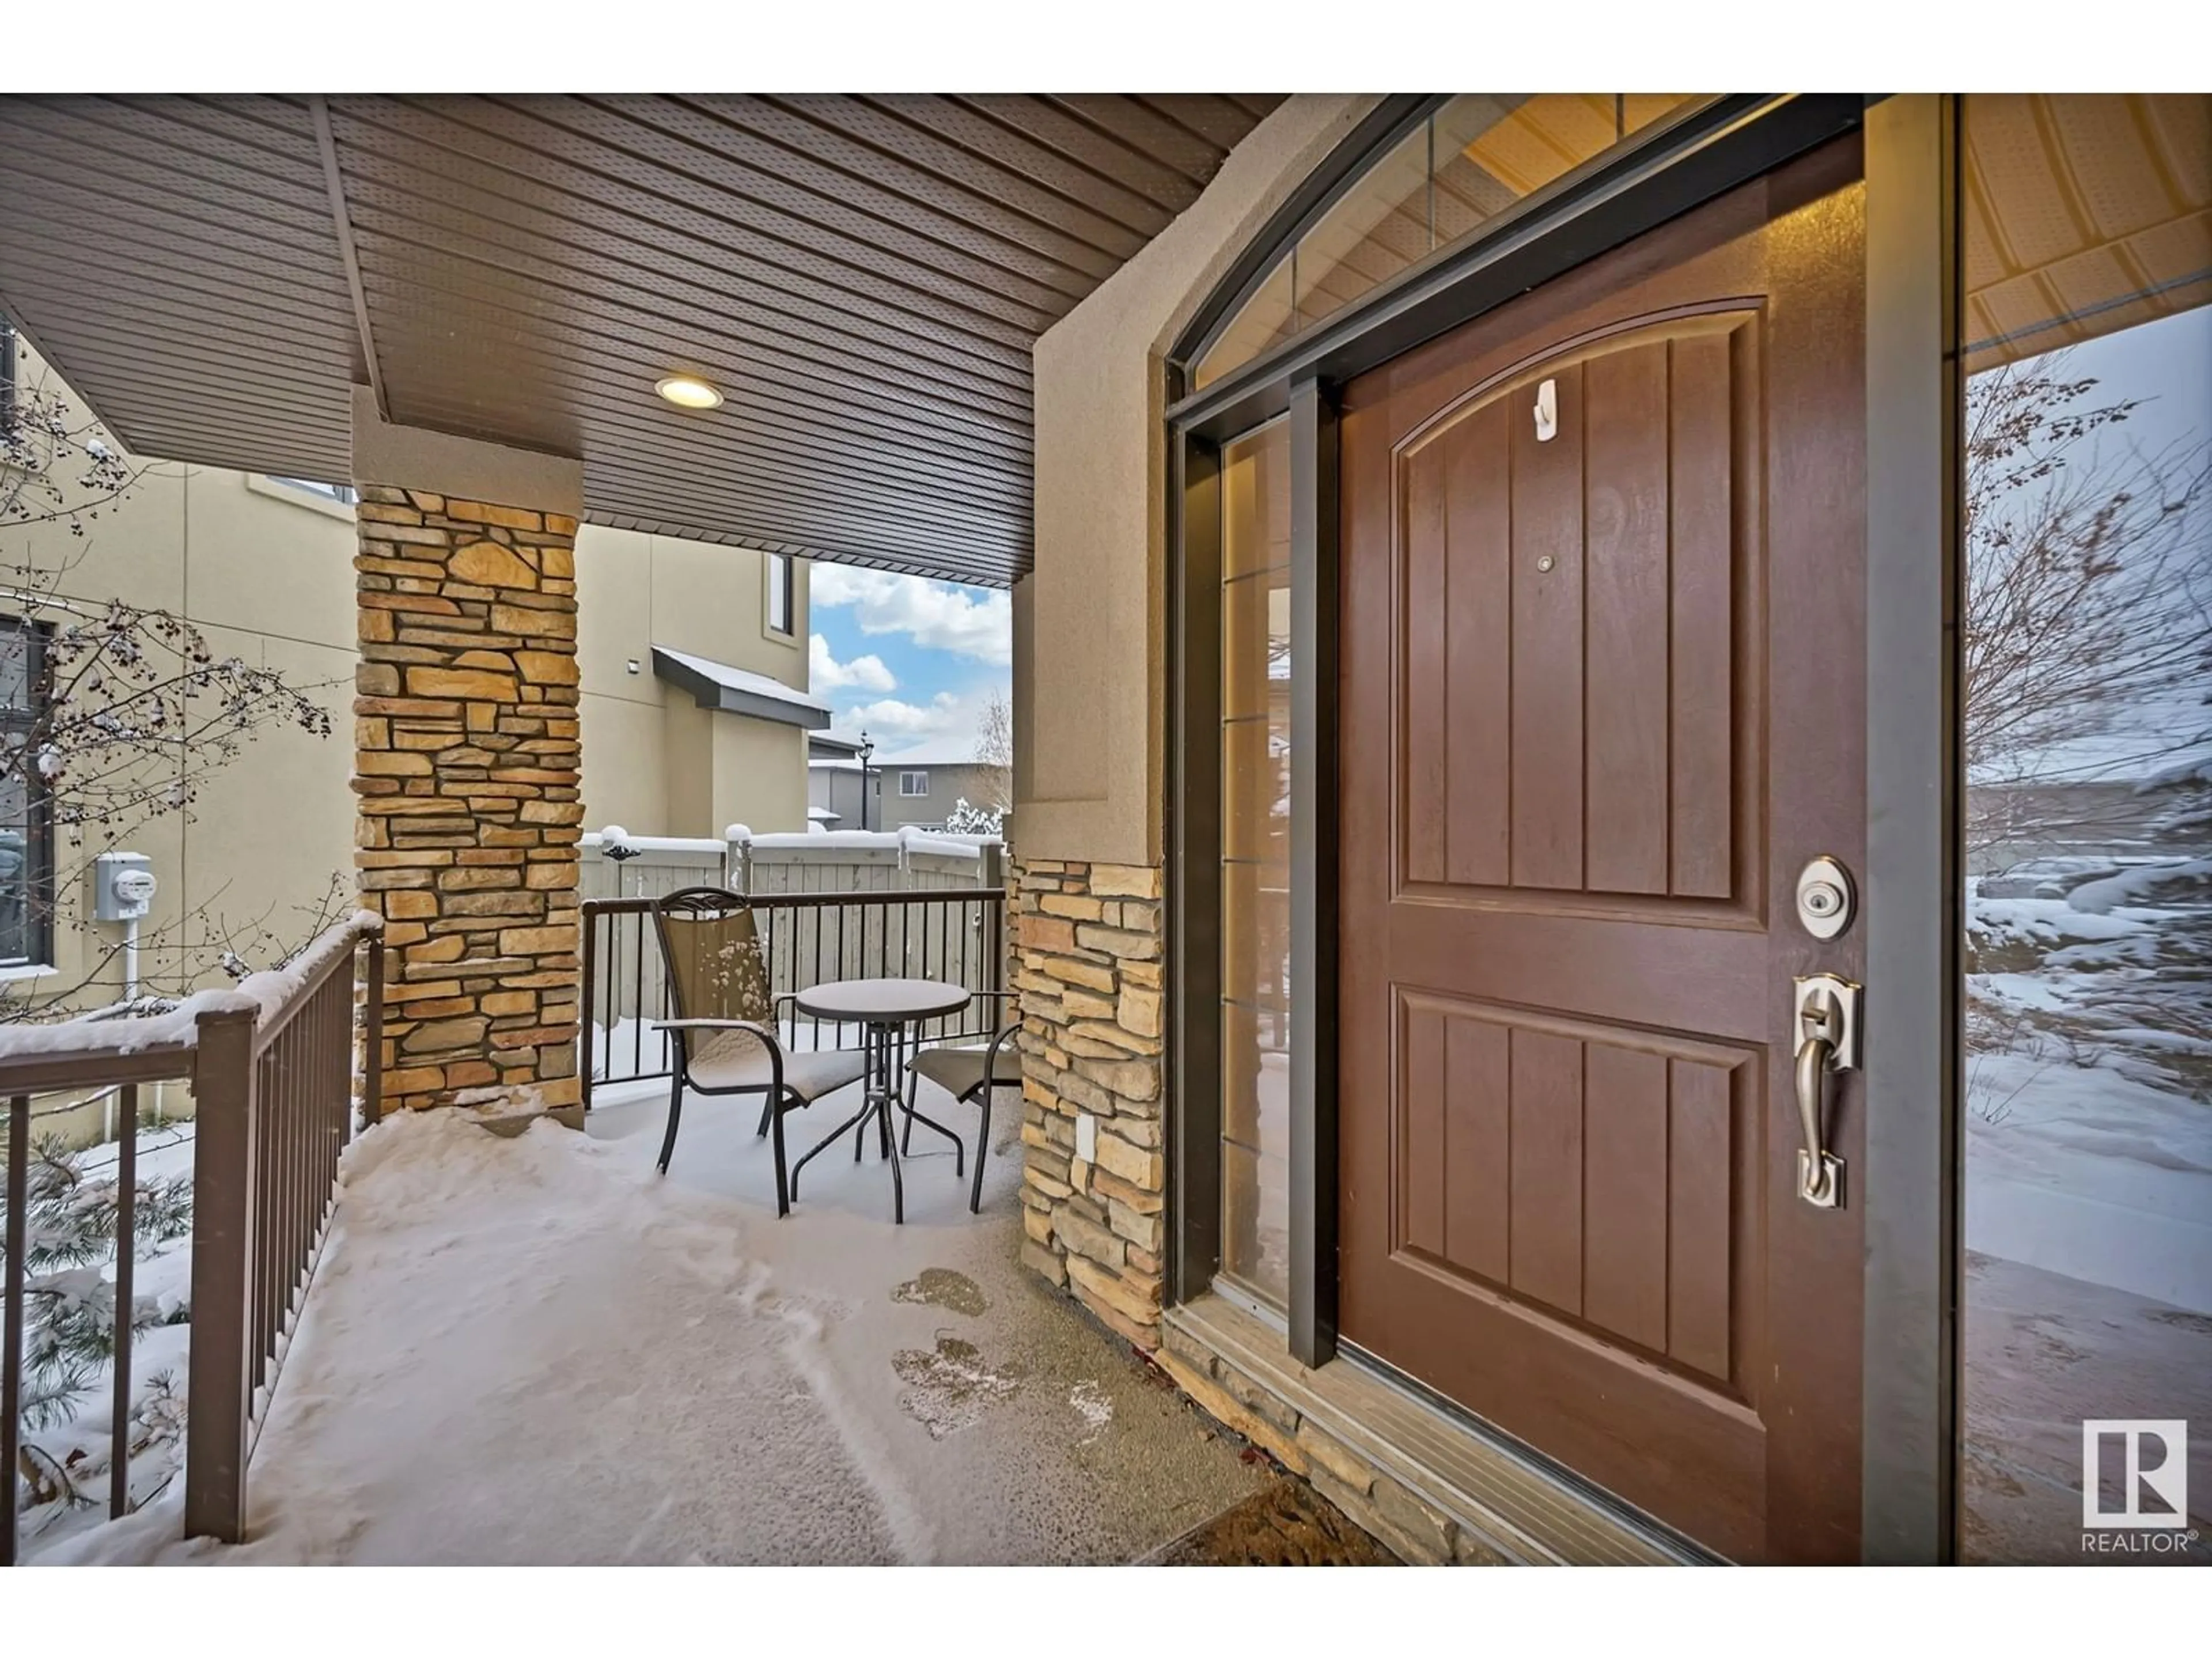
5 343 813 1012
1018 96 1376 866
572 522 811 836
711 715 808 836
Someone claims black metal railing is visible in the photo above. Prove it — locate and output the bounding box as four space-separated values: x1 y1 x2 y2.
581 889 1009 1107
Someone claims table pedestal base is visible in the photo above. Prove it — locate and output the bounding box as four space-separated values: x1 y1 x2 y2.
789 1020 965 1224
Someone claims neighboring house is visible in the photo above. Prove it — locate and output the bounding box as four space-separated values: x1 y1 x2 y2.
1 343 820 1019
807 742 1009 832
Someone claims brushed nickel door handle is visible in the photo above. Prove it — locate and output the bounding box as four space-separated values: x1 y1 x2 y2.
1793 974 1859 1209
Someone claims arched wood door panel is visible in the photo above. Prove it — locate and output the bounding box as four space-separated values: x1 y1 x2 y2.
1338 138 1867 1565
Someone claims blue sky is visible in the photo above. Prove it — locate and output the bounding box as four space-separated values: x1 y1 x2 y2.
805 565 1011 759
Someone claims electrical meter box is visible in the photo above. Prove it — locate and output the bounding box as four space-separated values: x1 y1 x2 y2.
93 851 158 922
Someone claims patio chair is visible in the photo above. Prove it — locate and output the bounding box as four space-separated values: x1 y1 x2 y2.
901 991 1021 1214
650 886 867 1216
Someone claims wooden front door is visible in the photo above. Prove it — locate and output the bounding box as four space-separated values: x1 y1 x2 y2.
1337 139 1869 1565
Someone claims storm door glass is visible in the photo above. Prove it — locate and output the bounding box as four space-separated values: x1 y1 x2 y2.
1219 418 1292 1308
1957 93 2212 1562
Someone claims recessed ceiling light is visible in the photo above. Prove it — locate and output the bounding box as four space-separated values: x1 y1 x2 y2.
656 375 722 410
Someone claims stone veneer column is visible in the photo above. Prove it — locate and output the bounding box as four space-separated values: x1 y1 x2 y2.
1009 857 1166 1346
352 485 582 1114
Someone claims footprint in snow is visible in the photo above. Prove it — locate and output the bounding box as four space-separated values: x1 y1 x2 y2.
891 1333 1022 1440
890 1267 987 1317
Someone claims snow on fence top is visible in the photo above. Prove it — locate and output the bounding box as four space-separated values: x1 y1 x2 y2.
587 823 1003 859
0 911 384 1063
736 826 999 858
582 828 728 857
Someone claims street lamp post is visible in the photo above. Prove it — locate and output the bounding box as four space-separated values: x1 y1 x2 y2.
857 730 875 831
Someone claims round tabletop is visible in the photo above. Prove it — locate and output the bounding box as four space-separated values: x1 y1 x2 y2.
793 976 975 1024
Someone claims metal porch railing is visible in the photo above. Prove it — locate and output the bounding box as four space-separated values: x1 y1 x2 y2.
581 888 1010 1107
0 914 385 1563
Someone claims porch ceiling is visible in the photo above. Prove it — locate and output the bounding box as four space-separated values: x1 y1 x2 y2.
0 94 1285 588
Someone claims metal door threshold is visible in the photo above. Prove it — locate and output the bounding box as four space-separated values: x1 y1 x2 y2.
1169 1294 1719 1565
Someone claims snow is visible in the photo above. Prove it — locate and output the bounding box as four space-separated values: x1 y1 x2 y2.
583 828 728 857
2063 857 2211 915
650 645 830 714
745 829 903 851
896 830 989 861
1964 850 2212 1317
35 1090 1268 1566
1966 1049 2212 1312
0 912 381 1062
9 1124 200 1556
730 827 998 860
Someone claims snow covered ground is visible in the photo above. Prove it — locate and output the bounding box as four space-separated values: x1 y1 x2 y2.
9 1123 201 1559
1962 847 2212 1558
33 1078 1266 1565
1964 862 2212 1313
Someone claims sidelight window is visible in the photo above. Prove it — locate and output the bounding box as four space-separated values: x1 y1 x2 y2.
1955 93 2211 1562
1218 418 1293 1309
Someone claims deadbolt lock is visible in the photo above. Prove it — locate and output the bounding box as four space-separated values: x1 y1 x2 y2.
1795 855 1857 940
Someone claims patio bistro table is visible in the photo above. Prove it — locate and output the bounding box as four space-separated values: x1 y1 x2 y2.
786 976 975 1224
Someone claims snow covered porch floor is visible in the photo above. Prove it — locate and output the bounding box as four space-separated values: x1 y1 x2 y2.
55 1080 1272 1565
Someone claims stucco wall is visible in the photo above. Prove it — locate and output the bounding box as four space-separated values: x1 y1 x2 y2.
572 522 810 835
710 715 808 836
4 344 813 1025
1016 95 1377 866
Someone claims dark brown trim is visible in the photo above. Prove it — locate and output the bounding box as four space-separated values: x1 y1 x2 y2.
1168 429 1225 1304
181 1006 256 1544
1171 96 1865 447
1287 374 1340 1366
1169 96 1437 395
1859 92 1962 1566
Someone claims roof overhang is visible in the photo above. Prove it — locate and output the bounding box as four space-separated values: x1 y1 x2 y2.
0 94 1284 588
652 645 831 730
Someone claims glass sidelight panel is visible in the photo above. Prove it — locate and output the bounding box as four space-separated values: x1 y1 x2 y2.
1957 94 2212 1562
1219 418 1293 1306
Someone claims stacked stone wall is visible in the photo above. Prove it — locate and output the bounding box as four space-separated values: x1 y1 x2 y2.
351 486 582 1112
1009 858 1166 1346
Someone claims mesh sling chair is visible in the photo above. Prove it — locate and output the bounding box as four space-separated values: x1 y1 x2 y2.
901 991 1021 1213
650 886 867 1215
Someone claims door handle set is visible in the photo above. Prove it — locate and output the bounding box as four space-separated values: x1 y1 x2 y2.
1792 973 1858 1209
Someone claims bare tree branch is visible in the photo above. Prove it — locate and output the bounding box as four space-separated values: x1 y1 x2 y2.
1 353 338 1017
1963 352 2211 855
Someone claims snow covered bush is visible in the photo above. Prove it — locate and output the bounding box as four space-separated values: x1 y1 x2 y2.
942 797 1003 836
4 1135 192 1518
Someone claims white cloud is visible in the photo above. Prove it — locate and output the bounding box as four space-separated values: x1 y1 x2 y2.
840 692 963 740
809 566 1012 666
839 681 1008 755
809 632 896 695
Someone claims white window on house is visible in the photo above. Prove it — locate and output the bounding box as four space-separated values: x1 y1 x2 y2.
271 477 358 503
0 616 52 967
766 552 794 635
899 771 929 797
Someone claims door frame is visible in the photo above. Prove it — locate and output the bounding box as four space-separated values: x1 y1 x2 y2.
1164 92 1959 1562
